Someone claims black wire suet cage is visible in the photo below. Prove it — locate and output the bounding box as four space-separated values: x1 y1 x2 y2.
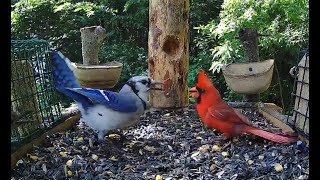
11 39 64 152
286 48 309 139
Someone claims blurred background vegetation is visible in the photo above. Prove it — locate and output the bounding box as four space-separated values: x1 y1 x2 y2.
11 0 308 112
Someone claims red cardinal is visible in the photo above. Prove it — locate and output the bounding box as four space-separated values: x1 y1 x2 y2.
189 69 297 144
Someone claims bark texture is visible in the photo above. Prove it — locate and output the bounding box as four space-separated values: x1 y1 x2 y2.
80 26 106 65
148 0 190 109
239 28 260 102
239 28 260 62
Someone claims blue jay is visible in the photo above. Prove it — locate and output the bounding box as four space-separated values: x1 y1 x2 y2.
51 51 162 142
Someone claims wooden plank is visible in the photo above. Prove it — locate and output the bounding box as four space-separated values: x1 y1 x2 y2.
257 102 295 134
258 103 309 145
263 103 283 113
227 102 258 108
11 113 81 169
227 102 282 112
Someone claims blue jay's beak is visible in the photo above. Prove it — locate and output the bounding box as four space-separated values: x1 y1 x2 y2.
150 80 163 91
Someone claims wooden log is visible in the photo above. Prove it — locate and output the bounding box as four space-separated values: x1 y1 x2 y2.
80 26 106 65
257 102 310 145
257 103 295 134
263 103 283 113
11 113 81 169
148 0 190 109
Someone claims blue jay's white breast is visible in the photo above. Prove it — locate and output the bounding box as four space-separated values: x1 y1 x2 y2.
77 103 144 132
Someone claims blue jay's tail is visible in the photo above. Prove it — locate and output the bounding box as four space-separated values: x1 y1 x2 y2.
51 51 93 109
52 51 80 89
51 51 85 102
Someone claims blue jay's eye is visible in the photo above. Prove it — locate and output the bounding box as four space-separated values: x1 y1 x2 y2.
141 80 148 85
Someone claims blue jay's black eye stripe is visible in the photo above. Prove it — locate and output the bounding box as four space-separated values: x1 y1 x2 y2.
125 80 147 110
148 78 151 86
141 79 148 85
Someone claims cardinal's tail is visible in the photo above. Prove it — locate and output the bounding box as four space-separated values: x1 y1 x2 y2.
242 126 298 144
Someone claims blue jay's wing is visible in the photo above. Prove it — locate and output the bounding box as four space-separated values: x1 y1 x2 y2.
65 88 138 112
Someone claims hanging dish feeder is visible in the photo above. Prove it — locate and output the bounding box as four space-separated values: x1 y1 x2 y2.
222 59 274 94
71 61 122 89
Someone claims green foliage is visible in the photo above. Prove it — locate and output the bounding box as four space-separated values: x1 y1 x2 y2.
11 0 223 87
190 0 223 43
188 0 224 87
195 0 308 110
12 0 115 63
11 0 148 64
99 42 148 88
197 0 309 73
100 0 149 47
11 0 149 106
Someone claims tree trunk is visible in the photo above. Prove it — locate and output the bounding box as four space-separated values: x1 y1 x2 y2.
148 0 190 109
239 28 260 62
239 28 260 102
80 26 106 65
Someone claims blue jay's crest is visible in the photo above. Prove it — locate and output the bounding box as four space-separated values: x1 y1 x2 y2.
125 76 152 93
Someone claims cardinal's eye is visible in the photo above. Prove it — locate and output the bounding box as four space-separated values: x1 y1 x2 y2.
196 86 205 93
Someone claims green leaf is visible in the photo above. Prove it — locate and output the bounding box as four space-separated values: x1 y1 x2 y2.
54 2 72 13
87 10 94 17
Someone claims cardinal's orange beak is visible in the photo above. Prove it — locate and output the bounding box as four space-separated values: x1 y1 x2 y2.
189 86 199 99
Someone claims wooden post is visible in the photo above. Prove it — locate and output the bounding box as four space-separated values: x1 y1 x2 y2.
239 28 260 102
80 26 106 65
148 0 190 109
